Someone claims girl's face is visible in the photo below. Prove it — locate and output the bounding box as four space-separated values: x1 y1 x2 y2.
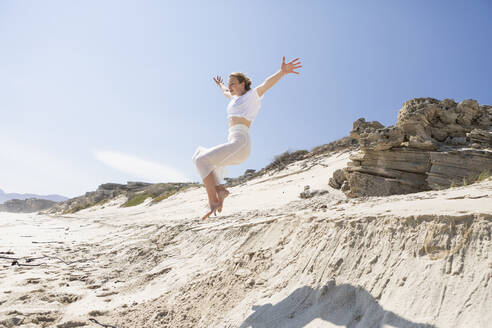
228 76 245 96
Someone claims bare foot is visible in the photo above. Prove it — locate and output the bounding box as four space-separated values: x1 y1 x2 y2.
201 202 219 221
216 185 230 213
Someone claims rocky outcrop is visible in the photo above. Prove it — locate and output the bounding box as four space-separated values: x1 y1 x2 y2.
344 148 432 197
298 185 329 199
0 198 57 213
46 181 199 214
332 98 492 197
427 149 492 189
328 168 347 189
350 118 403 151
467 128 492 147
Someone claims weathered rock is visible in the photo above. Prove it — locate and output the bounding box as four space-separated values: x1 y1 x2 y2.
345 172 424 198
444 136 468 146
456 99 480 127
335 98 492 197
401 135 438 150
340 180 350 192
396 98 485 143
343 149 431 197
329 169 347 189
350 119 403 151
299 185 312 198
299 185 329 199
467 129 492 147
0 198 57 213
99 183 126 191
1 317 23 327
427 149 492 189
351 118 385 135
396 98 440 138
348 148 432 174
477 105 492 129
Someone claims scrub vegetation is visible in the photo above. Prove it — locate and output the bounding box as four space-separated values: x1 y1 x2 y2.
450 169 491 188
53 182 201 213
122 184 200 207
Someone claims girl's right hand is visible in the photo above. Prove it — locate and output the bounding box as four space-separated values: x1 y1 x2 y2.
213 75 224 86
281 57 302 75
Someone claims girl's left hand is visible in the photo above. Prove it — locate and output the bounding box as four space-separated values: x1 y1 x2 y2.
281 57 302 75
213 75 224 86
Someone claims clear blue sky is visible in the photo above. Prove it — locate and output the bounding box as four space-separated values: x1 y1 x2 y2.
1 0 491 197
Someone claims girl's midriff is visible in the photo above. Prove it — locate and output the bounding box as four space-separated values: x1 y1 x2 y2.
229 116 251 128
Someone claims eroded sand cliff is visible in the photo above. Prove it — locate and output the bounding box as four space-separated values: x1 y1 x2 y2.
1 150 491 327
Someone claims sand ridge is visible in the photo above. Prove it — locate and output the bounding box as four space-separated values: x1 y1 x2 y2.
1 150 491 327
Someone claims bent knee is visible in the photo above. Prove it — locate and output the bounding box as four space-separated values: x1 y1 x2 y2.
193 154 209 167
192 146 206 162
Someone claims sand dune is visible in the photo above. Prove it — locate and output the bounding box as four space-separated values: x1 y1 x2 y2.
1 150 491 327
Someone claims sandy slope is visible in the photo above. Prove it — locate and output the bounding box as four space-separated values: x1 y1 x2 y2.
1 150 491 328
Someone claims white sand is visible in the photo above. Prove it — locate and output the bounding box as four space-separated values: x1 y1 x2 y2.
1 150 491 327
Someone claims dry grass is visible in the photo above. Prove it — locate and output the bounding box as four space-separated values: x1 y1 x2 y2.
121 193 152 207
450 169 491 188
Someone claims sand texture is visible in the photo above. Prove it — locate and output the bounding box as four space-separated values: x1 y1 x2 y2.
1 150 491 327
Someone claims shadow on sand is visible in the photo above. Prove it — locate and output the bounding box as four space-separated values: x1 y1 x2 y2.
239 281 436 328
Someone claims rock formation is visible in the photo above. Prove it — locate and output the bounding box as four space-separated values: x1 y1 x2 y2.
0 198 57 213
46 181 199 214
298 185 329 199
330 98 492 197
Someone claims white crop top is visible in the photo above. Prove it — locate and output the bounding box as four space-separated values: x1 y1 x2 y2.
226 87 263 122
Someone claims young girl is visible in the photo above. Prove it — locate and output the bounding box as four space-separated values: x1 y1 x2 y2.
192 57 302 220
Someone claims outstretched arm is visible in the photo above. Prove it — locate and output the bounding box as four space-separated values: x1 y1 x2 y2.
213 75 233 99
255 57 302 98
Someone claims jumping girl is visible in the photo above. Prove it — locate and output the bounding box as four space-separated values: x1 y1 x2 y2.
192 57 302 220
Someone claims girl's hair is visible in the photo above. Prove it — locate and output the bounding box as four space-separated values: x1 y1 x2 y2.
229 72 252 91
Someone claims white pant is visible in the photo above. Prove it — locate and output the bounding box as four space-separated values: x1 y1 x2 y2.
192 124 251 185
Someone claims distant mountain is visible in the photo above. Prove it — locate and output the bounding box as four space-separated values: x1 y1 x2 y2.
0 188 68 204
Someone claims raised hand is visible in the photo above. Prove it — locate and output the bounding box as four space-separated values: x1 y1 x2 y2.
281 57 302 75
213 75 224 86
